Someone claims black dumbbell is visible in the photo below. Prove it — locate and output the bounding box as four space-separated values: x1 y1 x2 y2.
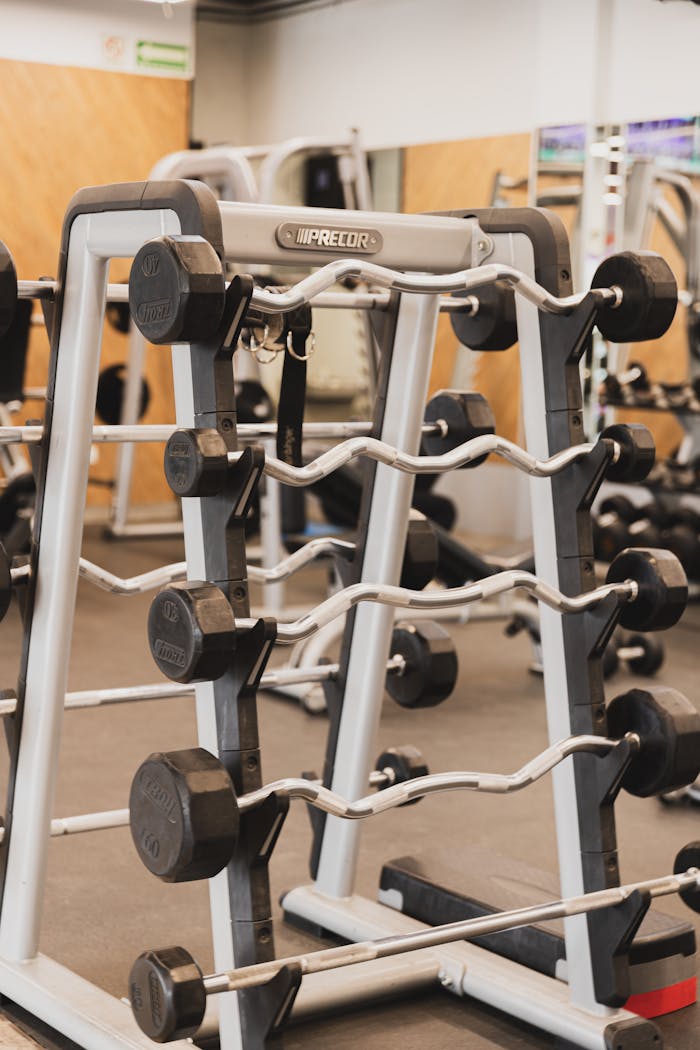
400 515 439 590
663 508 700 580
0 543 12 623
95 364 151 426
0 241 17 340
674 842 700 912
593 496 661 562
607 686 700 796
602 363 655 407
128 235 226 345
592 252 678 343
386 620 458 708
0 472 35 536
606 547 687 632
105 292 130 335
603 631 665 678
619 633 665 676
130 744 430 883
450 280 518 351
235 380 273 424
422 390 496 467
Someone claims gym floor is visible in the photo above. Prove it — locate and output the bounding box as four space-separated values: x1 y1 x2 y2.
1 527 700 1049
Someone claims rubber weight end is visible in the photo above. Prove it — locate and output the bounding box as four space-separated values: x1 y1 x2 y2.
164 428 229 499
0 241 17 340
423 390 496 467
607 687 700 797
674 842 700 914
450 280 517 351
148 582 236 684
130 946 206 1042
129 235 225 344
601 423 655 483
130 748 238 883
607 548 687 631
592 251 677 343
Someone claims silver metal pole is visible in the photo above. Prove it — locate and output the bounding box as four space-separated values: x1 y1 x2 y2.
511 232 606 1016
315 292 440 898
0 207 181 963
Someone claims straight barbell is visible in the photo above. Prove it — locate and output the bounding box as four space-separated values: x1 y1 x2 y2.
129 846 700 1042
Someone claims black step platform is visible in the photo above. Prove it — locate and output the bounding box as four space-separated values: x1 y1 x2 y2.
379 847 696 1018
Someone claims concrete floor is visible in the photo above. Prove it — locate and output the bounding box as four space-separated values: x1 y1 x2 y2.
0 528 699 1048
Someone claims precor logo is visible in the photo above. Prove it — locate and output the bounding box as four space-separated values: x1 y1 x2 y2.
276 222 382 255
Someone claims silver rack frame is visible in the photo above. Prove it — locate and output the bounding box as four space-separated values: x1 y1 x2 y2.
0 187 649 1050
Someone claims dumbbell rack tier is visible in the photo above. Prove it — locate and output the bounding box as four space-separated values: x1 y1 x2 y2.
0 185 661 1050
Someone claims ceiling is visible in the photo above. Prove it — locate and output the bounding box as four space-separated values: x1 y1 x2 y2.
196 0 350 22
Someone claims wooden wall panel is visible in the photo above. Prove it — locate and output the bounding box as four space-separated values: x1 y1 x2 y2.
402 134 531 444
614 182 694 458
0 60 190 507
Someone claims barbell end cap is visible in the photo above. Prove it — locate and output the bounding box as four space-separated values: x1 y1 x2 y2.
606 548 688 632
129 946 206 1043
164 428 229 498
674 843 700 914
601 423 655 483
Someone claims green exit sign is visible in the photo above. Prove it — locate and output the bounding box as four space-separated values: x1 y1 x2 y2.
136 40 189 73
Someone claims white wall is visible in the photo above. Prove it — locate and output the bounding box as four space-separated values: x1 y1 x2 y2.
607 0 700 122
0 0 194 78
246 0 539 149
193 0 700 149
192 18 249 142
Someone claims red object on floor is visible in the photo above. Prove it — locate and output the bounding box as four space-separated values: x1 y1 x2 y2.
627 977 697 1018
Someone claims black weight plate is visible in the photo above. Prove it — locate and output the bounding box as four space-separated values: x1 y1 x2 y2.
0 241 17 339
95 364 150 425
606 548 687 631
592 252 677 343
450 280 517 351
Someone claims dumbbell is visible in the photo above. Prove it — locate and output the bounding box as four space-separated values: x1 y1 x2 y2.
0 241 17 340
235 380 273 425
593 495 662 562
0 472 36 536
130 744 430 883
387 620 458 708
663 507 700 580
602 362 659 407
603 632 665 678
95 364 151 426
105 290 130 334
0 543 12 623
421 390 496 468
